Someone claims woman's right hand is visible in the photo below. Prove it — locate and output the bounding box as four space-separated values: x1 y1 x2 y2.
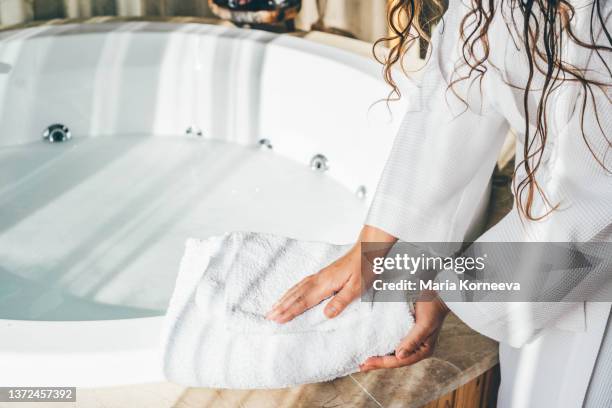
266 225 397 323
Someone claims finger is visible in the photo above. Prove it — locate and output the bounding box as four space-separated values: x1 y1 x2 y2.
268 288 316 322
359 355 403 372
396 345 431 366
268 264 341 317
272 276 312 309
266 289 305 321
267 275 316 317
361 344 432 372
361 330 440 372
273 296 312 323
268 276 335 322
395 324 431 358
324 278 359 318
397 330 439 363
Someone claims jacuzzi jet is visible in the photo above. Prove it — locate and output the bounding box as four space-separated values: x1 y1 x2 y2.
186 126 203 137
42 124 71 143
310 154 329 172
356 185 367 199
258 139 273 150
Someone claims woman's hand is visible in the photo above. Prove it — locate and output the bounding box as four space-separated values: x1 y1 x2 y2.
266 224 449 372
266 244 360 323
266 225 397 323
360 292 449 372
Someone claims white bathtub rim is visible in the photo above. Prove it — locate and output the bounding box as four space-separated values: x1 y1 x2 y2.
0 21 396 81
0 316 165 386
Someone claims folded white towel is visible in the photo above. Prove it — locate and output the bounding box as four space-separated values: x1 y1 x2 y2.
161 232 414 389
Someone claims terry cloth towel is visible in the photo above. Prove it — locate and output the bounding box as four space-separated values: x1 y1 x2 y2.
161 232 414 389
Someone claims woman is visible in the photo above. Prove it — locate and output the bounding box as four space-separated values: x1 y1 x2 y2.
267 0 611 407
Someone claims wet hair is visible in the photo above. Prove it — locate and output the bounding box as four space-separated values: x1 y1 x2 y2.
374 0 611 221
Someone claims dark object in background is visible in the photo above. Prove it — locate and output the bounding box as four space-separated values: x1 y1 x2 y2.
418 0 449 58
209 0 301 29
33 0 65 20
214 0 301 12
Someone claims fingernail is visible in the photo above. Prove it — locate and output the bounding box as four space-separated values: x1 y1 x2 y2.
326 305 337 318
398 349 409 359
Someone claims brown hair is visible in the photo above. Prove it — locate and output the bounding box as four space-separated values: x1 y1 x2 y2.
374 0 611 221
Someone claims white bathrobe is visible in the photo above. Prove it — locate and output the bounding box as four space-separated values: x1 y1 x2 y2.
365 1 611 407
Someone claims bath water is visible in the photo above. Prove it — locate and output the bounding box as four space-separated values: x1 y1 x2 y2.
0 136 366 320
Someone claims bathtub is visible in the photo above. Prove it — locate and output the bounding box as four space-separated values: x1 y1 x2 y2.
0 22 487 386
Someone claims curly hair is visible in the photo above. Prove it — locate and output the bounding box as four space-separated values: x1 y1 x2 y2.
373 0 611 221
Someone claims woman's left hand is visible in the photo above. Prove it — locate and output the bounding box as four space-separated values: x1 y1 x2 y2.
359 292 450 372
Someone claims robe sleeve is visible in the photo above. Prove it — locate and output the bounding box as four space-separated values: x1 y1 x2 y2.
366 0 509 243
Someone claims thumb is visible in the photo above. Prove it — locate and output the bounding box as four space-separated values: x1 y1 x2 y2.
395 325 430 359
324 283 358 318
